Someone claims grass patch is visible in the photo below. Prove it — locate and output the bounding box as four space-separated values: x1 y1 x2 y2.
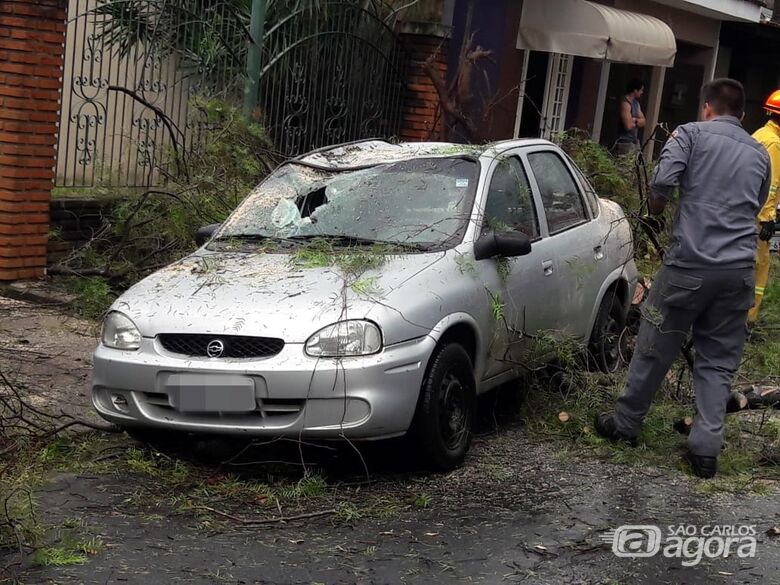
63 276 114 320
33 546 88 567
335 502 363 523
31 532 104 567
694 474 773 496
412 492 432 509
275 475 328 500
524 367 780 491
517 257 780 490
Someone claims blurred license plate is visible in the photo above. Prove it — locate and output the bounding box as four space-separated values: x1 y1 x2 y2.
170 374 256 413
771 237 780 252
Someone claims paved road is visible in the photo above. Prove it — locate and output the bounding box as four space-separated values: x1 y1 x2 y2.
2 295 780 584
18 437 780 585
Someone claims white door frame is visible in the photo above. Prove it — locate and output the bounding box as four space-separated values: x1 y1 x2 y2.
513 50 532 138
541 53 573 139
592 61 611 143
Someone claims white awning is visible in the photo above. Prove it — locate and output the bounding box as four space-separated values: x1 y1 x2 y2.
517 0 677 67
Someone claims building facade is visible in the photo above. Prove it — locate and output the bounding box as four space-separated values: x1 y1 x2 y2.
446 0 772 156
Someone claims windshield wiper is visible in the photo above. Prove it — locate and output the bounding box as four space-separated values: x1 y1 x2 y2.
210 234 300 246
288 234 430 251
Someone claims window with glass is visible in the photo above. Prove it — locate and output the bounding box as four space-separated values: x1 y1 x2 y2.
528 151 588 234
482 157 539 239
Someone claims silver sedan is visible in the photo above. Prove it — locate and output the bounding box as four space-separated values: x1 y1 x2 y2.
93 139 637 469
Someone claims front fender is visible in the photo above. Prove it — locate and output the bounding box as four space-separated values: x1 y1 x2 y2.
426 312 486 380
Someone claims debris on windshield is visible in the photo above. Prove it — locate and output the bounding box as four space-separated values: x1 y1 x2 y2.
217 151 479 250
271 198 311 230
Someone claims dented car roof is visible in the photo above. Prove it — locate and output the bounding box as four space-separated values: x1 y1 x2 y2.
296 138 552 169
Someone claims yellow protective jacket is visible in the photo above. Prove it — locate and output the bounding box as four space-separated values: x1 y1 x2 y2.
753 120 780 222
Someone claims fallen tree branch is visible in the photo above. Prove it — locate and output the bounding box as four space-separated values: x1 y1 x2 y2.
107 85 187 179
196 505 337 525
0 368 121 465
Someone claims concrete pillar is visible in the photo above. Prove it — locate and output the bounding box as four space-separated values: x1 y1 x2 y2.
592 61 611 143
398 22 451 142
0 0 67 280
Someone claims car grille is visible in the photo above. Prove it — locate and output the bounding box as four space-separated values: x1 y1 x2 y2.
139 392 305 420
157 334 284 358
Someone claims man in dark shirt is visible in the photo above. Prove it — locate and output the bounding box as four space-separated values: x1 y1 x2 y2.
615 79 646 155
596 79 772 479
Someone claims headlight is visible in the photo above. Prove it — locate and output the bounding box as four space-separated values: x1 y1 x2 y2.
305 320 382 357
102 312 142 350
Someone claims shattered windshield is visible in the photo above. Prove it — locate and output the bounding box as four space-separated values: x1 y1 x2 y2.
217 157 479 251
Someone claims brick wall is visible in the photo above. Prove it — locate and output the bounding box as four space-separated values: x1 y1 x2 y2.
0 0 67 280
399 23 451 142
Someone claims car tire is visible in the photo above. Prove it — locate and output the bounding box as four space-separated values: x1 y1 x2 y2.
410 343 476 471
589 291 627 373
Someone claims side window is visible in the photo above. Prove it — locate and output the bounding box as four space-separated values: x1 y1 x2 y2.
482 157 539 239
528 151 588 234
574 165 599 218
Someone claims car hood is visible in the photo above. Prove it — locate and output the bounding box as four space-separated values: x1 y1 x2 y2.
112 249 448 344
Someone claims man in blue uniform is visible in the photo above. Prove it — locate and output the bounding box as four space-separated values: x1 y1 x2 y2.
596 79 772 479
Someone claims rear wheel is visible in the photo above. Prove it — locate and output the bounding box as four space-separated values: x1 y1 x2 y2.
410 343 476 470
589 292 627 373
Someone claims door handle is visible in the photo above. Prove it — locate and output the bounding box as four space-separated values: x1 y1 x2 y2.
542 260 554 276
594 245 604 261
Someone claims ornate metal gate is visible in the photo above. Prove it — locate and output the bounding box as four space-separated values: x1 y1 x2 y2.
256 2 407 156
56 0 408 189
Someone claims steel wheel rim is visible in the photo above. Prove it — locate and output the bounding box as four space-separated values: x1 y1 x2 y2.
438 370 468 451
599 313 622 372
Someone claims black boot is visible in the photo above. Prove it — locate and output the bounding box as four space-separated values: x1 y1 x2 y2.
684 451 717 479
594 414 638 447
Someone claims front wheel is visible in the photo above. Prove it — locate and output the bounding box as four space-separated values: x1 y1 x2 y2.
589 292 627 373
410 343 476 470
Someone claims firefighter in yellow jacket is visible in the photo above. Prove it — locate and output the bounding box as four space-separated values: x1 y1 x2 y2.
749 90 780 322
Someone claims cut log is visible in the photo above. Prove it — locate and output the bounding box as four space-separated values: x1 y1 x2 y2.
673 416 694 436
558 411 571 423
726 391 749 413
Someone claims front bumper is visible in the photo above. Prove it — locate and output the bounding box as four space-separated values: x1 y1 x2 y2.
92 335 435 439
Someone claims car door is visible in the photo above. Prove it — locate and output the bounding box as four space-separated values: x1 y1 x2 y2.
525 147 603 339
477 153 561 378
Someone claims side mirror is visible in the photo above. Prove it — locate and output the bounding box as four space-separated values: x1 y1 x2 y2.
474 231 532 261
195 223 221 247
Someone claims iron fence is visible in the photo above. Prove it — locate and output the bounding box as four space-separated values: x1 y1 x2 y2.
56 0 408 189
257 2 406 156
